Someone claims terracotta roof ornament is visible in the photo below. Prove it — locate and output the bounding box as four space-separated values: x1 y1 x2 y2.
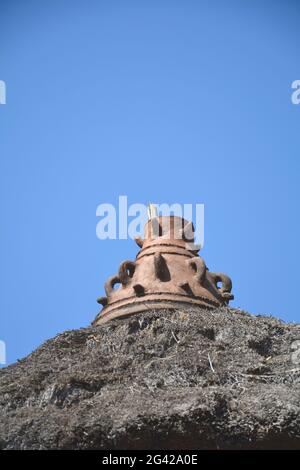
93 206 234 325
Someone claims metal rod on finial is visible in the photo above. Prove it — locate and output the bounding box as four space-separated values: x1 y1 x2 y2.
147 203 158 220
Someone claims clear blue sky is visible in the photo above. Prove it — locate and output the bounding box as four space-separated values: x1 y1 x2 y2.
1 0 299 366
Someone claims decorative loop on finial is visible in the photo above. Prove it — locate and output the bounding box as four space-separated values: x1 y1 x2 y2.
154 253 171 281
134 237 144 248
97 296 108 307
178 281 193 295
133 284 145 296
118 260 136 285
207 272 234 304
105 275 121 297
187 256 207 285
